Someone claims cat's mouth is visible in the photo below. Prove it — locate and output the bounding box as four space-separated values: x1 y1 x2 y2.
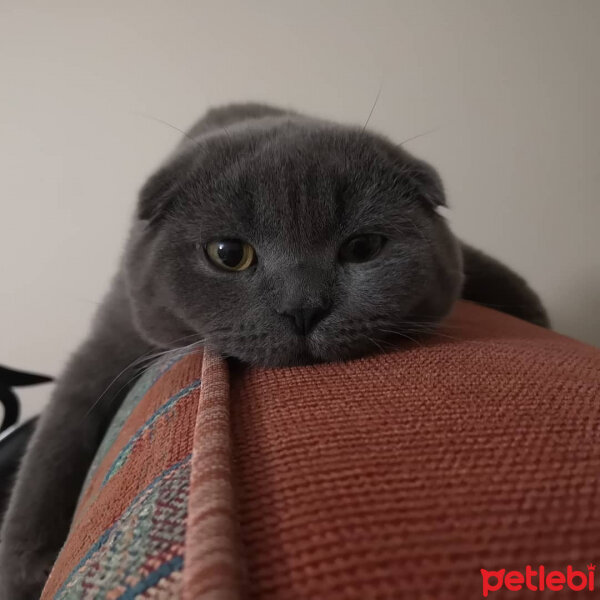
205 317 415 367
237 330 385 367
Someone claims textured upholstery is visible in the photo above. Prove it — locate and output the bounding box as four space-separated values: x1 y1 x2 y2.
43 302 600 599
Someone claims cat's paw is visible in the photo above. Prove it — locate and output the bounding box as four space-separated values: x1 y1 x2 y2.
0 542 56 600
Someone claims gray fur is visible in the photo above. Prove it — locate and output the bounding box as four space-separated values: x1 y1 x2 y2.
0 103 547 599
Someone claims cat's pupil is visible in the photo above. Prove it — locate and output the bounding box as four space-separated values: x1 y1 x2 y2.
217 241 244 267
351 238 371 260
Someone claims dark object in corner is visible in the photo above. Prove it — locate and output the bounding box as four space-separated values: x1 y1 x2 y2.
0 365 51 525
0 365 52 432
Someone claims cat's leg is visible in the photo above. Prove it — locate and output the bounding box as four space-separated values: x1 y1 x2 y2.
460 242 549 327
0 281 154 600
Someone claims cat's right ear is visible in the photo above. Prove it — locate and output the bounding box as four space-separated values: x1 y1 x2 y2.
137 165 180 224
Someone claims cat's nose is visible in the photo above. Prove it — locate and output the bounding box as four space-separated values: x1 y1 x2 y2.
279 304 330 335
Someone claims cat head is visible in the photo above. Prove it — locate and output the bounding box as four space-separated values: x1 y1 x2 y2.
124 110 462 366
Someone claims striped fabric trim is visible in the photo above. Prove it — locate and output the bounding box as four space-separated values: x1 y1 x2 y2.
102 379 202 485
44 348 244 600
84 353 181 485
72 352 202 528
43 353 204 600
55 455 191 599
118 555 183 600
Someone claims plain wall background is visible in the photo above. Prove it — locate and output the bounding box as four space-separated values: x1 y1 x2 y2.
1 0 599 418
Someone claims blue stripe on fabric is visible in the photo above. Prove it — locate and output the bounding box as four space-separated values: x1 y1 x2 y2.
84 358 172 485
102 378 202 485
55 454 191 599
117 555 183 600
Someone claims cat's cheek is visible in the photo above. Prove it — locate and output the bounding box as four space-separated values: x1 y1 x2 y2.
130 301 197 348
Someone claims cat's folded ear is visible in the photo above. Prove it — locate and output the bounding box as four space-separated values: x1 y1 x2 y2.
137 155 193 223
138 164 178 223
405 158 447 209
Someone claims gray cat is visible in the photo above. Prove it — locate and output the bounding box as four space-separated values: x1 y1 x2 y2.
0 103 547 599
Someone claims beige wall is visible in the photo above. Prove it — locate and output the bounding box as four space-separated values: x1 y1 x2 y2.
1 1 599 417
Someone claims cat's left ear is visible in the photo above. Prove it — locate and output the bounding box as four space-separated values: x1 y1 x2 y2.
406 158 447 209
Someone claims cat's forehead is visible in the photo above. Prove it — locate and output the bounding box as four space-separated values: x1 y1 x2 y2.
200 127 405 240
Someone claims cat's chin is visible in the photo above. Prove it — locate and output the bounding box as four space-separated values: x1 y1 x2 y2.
306 341 384 366
237 337 384 368
215 336 328 368
209 326 409 368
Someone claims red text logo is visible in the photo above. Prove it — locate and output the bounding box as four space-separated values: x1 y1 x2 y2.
481 564 595 597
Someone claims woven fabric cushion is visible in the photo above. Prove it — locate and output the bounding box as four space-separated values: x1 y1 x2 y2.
42 301 600 599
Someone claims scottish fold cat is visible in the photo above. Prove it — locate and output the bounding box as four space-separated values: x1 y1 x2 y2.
0 103 547 599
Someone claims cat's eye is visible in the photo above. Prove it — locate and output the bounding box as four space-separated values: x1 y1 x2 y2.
339 234 386 263
205 239 256 272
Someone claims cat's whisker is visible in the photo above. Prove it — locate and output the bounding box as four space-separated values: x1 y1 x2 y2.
79 365 152 427
402 327 459 341
428 331 460 341
378 328 423 346
361 83 383 133
78 336 205 424
393 316 461 327
379 325 461 343
361 333 386 355
133 111 200 147
395 126 440 148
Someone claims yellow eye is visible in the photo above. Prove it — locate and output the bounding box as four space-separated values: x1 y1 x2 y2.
205 239 256 272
